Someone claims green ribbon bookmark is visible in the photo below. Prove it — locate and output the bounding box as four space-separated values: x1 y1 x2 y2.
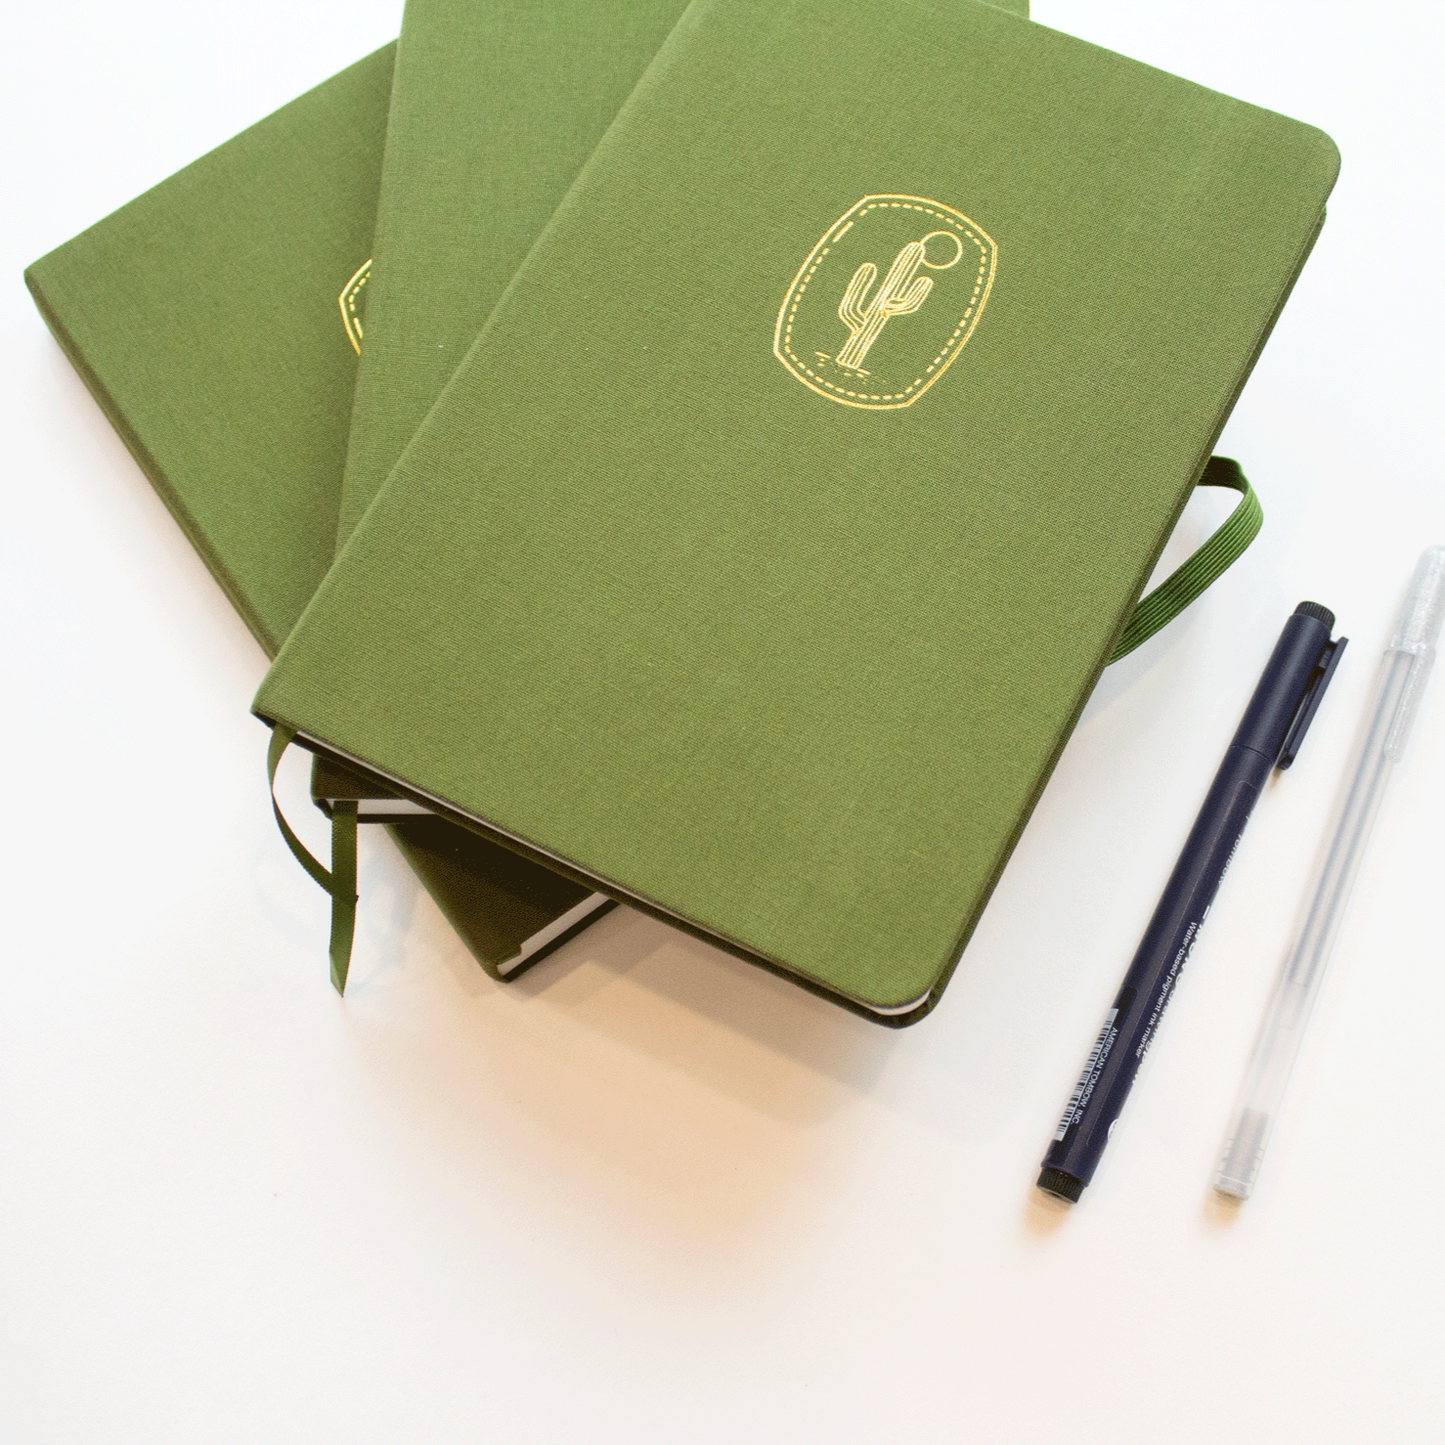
1108 456 1262 664
267 725 358 994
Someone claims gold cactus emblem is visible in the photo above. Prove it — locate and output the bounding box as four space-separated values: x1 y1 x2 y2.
774 196 997 409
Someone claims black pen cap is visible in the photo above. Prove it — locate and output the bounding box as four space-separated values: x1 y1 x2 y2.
1277 605 1347 769
1230 604 1338 763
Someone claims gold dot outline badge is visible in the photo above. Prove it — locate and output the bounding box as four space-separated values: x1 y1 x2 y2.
339 258 372 355
773 196 997 409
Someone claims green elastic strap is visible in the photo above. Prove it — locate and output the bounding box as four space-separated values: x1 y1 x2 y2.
1108 456 1262 664
267 725 358 995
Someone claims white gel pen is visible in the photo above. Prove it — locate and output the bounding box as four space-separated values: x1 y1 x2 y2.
1214 546 1445 1200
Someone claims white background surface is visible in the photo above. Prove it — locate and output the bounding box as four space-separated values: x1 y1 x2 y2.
3 2 1442 1440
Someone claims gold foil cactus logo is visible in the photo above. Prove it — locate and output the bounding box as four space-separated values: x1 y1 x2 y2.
774 196 996 409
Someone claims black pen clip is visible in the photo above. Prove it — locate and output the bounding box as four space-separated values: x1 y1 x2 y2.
1276 633 1347 770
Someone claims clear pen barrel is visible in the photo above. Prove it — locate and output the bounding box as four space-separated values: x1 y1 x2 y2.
1214 648 1413 1199
1215 547 1445 1201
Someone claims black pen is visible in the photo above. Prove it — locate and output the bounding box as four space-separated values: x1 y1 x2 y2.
1037 603 1346 1204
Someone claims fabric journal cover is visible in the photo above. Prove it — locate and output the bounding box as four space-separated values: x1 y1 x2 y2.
24 46 607 981
256 0 1337 1023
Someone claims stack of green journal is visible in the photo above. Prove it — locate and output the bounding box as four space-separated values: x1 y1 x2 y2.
30 0 1335 1025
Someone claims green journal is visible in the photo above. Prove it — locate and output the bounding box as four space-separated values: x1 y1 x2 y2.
259 0 1334 1022
24 46 607 981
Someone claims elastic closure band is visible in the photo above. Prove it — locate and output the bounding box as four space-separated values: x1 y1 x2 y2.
267 725 358 994
1108 456 1262 663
